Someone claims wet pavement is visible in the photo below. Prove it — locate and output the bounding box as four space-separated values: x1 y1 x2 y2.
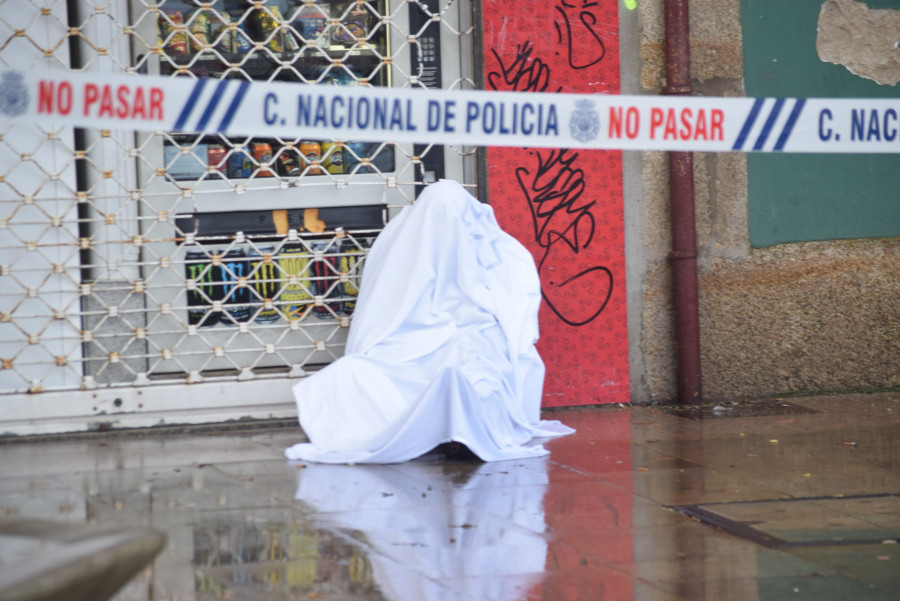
0 392 898 600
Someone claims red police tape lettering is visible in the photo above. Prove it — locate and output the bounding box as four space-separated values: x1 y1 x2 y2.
37 80 164 121
649 107 723 141
608 106 641 139
37 81 74 115
83 83 164 120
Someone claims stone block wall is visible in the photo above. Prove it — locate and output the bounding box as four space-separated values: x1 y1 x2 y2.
630 0 900 402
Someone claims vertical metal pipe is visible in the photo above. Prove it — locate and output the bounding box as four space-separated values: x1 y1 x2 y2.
663 0 702 404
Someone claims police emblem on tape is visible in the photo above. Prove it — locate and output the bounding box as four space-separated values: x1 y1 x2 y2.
570 98 600 143
0 71 28 118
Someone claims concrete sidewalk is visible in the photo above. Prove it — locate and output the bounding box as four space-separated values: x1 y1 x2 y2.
1 392 898 600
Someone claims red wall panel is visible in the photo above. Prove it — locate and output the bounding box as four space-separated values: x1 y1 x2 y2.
483 0 629 406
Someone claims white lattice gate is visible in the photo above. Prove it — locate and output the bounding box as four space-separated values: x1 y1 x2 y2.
0 0 479 435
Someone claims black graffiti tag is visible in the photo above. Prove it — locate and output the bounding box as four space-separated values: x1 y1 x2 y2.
554 0 607 70
487 42 561 93
486 2 613 326
516 149 613 327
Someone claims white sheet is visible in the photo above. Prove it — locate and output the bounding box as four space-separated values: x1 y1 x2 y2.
284 180 574 463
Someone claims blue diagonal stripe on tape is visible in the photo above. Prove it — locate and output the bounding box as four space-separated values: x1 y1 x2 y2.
216 80 250 133
773 99 806 151
753 98 785 151
194 78 232 132
173 78 209 131
732 98 765 151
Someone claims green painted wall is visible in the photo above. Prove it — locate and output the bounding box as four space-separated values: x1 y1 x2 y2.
742 0 900 247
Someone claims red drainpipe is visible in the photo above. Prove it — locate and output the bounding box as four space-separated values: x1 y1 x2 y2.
663 0 702 405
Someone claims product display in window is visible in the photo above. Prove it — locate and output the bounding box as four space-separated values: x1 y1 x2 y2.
184 238 369 327
154 0 392 183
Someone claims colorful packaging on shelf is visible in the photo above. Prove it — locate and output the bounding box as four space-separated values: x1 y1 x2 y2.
219 249 253 324
333 5 370 46
160 10 189 55
209 11 229 50
278 245 313 321
228 147 253 179
321 142 344 174
277 148 302 177
310 242 342 319
185 249 221 327
270 6 299 52
207 144 227 178
339 240 367 315
292 3 329 47
299 141 323 175
249 246 281 323
251 8 283 52
251 142 275 177
189 10 210 52
229 11 253 52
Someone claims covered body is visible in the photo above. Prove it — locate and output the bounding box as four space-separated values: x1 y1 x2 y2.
285 180 573 463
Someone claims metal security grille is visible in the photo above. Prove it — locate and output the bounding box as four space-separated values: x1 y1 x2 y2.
0 0 478 429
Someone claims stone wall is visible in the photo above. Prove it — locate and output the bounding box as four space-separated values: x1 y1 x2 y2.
632 0 900 402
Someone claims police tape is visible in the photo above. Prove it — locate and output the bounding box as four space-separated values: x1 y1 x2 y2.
1 68 899 153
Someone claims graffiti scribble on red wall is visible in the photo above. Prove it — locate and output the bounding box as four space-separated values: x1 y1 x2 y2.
483 0 629 406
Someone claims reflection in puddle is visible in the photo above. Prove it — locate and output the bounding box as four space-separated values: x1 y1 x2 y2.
192 518 381 599
293 457 551 600
184 456 550 600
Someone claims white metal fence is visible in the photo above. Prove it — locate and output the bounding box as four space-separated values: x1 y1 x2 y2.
0 0 478 434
